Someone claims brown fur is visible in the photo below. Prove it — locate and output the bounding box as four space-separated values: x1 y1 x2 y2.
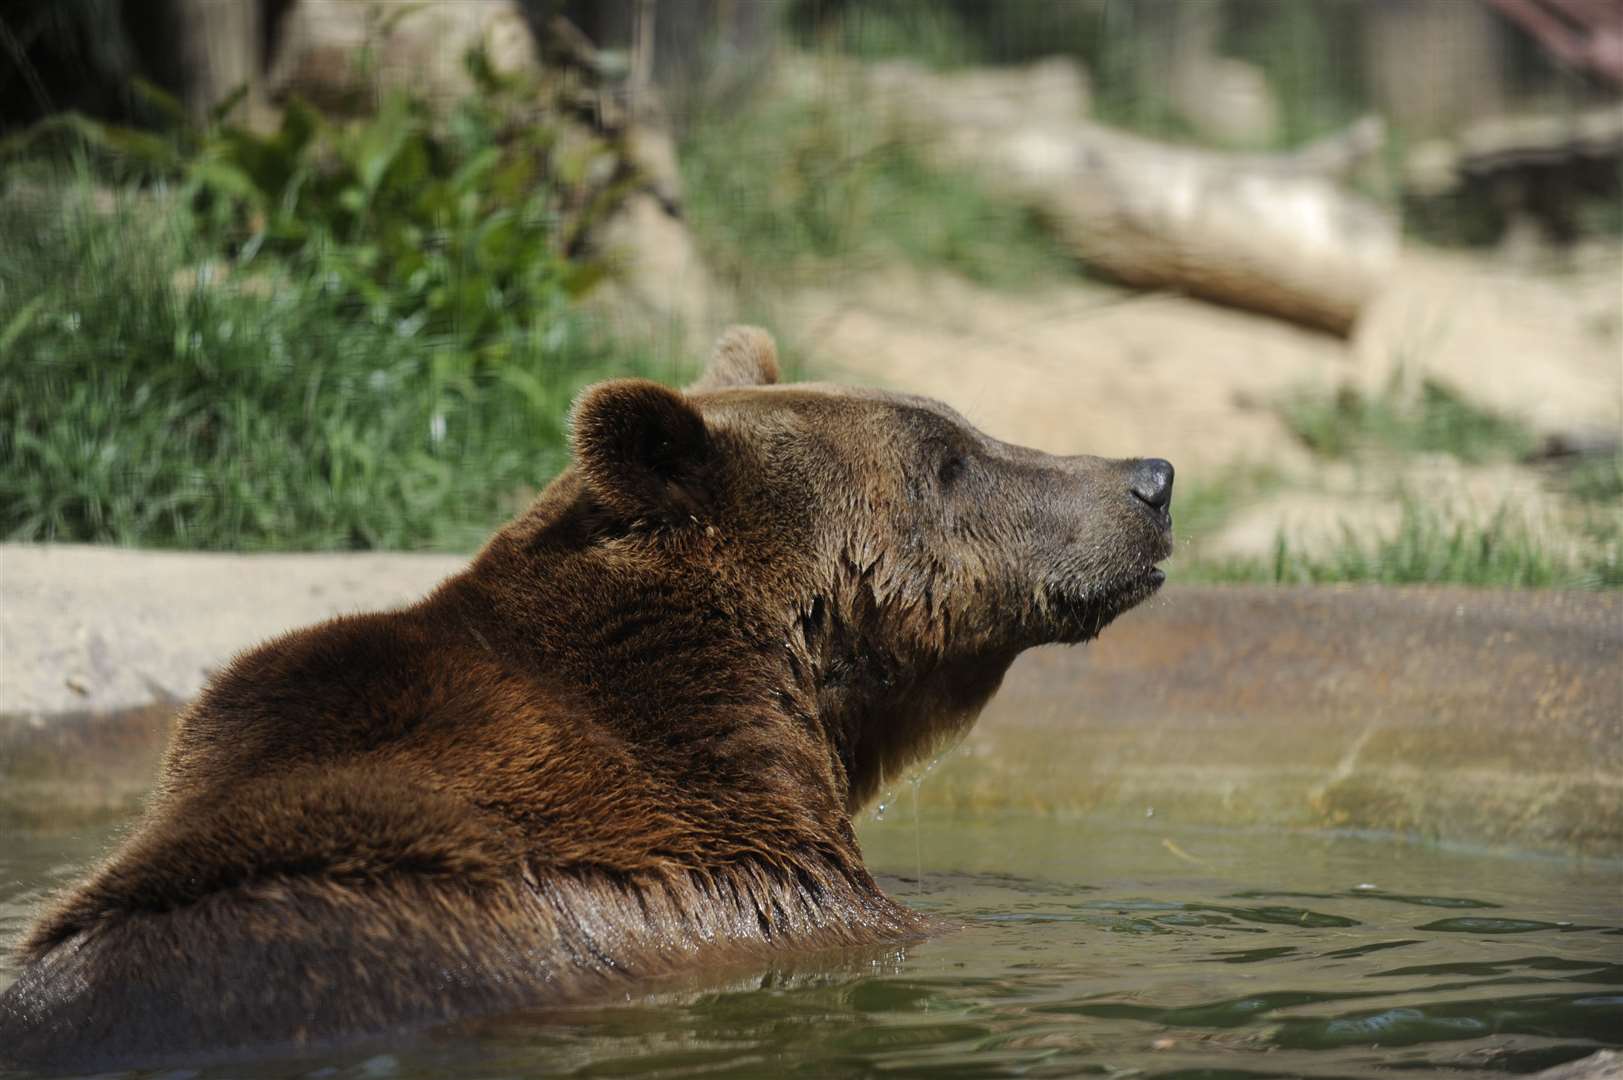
0 327 1173 1070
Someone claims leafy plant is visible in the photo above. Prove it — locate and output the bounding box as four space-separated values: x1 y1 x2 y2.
3 56 637 355
0 53 678 551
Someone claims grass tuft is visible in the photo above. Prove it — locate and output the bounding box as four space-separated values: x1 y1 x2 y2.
0 183 686 551
1179 498 1620 589
1280 378 1537 464
1562 454 1623 505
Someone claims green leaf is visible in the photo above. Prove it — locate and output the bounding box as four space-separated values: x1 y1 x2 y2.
0 296 46 355
0 112 181 172
474 213 520 271
208 84 251 127
375 133 430 203
560 259 609 299
490 150 540 204
130 77 188 129
450 146 502 196
186 160 265 209
213 126 292 199
276 98 322 159
495 363 554 413
462 46 504 95
350 95 417 198
338 186 368 216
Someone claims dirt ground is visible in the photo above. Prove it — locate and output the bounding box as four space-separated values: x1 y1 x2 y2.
771 247 1621 562
801 253 1623 467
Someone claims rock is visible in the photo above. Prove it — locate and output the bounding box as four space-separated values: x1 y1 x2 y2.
1362 0 1507 136
592 191 728 353
267 0 537 110
1402 104 1623 244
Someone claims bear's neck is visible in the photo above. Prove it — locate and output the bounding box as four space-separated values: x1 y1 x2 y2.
791 603 1017 813
451 524 854 825
462 497 1018 820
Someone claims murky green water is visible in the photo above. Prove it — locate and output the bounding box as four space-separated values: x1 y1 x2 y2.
3 812 1620 1078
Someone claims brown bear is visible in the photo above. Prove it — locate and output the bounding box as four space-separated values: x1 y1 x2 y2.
0 327 1173 1070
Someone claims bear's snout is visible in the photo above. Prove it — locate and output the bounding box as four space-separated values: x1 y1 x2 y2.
1129 458 1175 519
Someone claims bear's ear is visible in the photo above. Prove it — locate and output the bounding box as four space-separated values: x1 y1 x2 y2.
688 325 780 391
570 379 714 522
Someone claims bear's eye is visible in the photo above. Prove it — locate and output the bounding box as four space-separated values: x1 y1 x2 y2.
938 454 967 486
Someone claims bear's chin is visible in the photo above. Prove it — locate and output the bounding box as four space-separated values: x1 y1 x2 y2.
1044 565 1166 644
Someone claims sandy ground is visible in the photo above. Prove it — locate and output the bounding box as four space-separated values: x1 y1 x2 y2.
791 253 1623 465
791 269 1341 468
777 248 1621 561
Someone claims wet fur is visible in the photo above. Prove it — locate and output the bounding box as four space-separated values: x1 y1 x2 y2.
0 327 1170 1070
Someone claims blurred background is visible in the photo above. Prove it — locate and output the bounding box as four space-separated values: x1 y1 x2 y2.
1 0 1619 585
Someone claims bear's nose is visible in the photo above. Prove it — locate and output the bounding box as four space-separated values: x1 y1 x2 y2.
1129 458 1174 512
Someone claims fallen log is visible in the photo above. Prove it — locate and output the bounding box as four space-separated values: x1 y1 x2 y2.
866 59 1401 336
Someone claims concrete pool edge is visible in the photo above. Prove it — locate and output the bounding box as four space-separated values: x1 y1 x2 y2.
0 544 465 718
2 544 1618 855
938 585 1622 856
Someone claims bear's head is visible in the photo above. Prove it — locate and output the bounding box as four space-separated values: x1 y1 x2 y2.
562 327 1172 811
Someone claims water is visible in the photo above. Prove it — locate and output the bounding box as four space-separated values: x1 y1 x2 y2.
2 812 1619 1079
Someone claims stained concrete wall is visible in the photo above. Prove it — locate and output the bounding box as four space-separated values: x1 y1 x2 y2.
931 587 1622 856
2 546 1618 854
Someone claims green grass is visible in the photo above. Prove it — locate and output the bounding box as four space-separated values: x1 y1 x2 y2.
1562 454 1623 505
1178 499 1621 589
1172 464 1284 573
1173 456 1621 589
0 57 685 552
0 182 686 551
679 85 1075 294
1280 379 1538 464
